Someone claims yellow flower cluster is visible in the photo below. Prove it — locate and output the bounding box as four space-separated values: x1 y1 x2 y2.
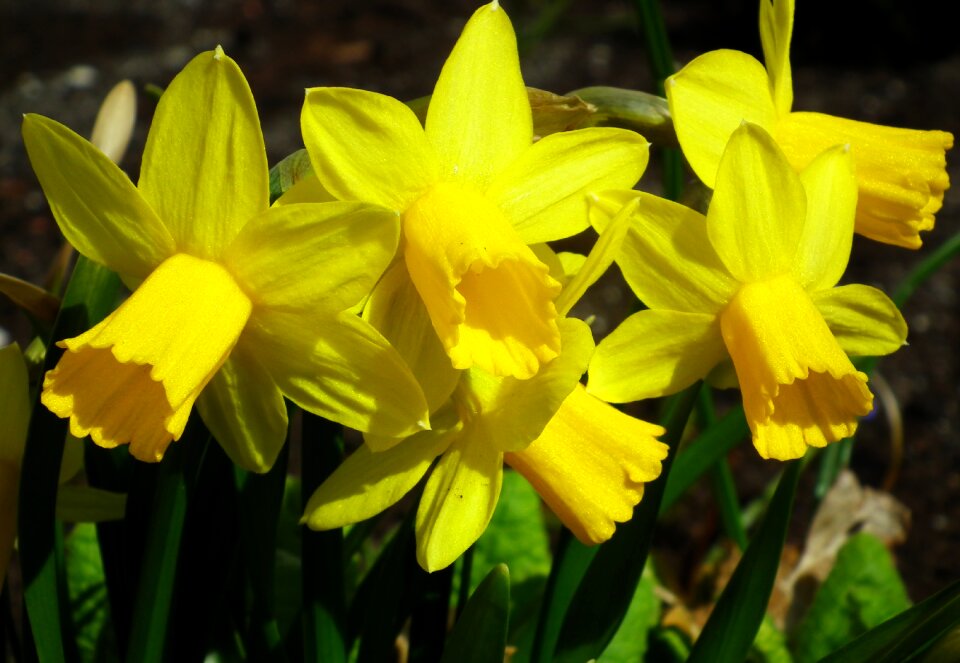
13 0 951 571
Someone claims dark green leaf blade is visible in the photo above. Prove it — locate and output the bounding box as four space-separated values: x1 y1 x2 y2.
687 461 802 663
552 384 700 663
440 564 510 663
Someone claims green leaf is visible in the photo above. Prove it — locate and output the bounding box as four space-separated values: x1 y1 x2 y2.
268 149 314 203
751 616 793 663
65 524 117 663
819 577 960 663
660 405 748 513
440 564 510 663
551 384 700 663
793 533 910 662
598 569 660 662
55 486 126 523
686 461 802 663
301 414 347 663
20 255 121 663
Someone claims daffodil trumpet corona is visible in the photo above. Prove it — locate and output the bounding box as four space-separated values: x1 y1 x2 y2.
23 47 429 471
666 0 952 248
299 0 650 380
588 123 908 461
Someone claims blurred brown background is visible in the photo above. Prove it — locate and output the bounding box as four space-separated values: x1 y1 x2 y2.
1 0 958 600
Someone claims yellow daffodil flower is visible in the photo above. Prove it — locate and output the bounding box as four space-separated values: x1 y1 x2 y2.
666 0 953 248
299 1 649 379
23 47 429 471
303 202 667 571
588 123 908 461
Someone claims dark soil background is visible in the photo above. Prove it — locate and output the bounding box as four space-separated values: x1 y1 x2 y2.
2 0 958 602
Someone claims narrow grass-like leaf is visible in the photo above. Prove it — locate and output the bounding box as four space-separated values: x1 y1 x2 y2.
440 564 510 663
409 565 453 663
124 435 194 663
301 413 346 663
20 255 120 663
529 530 597 663
599 570 659 662
236 443 289 661
0 272 60 324
351 512 420 663
660 405 748 513
686 461 802 663
699 389 746 549
819 577 960 663
552 384 700 663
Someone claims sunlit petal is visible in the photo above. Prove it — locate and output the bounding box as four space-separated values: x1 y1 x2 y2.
811 285 907 358
666 49 778 188
589 309 724 402
487 127 649 243
22 114 174 280
426 1 531 190
416 423 503 572
302 87 439 210
708 123 806 282
139 47 268 258
195 342 288 473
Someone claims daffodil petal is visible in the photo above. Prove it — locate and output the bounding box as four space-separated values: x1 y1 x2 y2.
363 261 460 413
225 202 399 313
505 386 666 544
0 344 29 464
589 309 724 402
461 317 594 453
487 127 650 243
811 285 907 357
666 49 778 188
302 87 439 211
416 424 503 572
22 114 174 280
591 190 737 313
425 2 531 189
249 309 429 438
554 197 637 317
708 122 806 282
795 145 857 290
303 426 458 530
139 48 268 259
195 342 288 473
273 174 336 206
759 0 794 115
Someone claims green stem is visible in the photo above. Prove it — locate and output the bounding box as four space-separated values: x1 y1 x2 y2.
699 390 747 549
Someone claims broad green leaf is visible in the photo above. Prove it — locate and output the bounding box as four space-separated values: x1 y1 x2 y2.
686 461 802 663
599 569 660 662
65 523 117 663
440 565 510 663
819 578 960 663
794 533 910 662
